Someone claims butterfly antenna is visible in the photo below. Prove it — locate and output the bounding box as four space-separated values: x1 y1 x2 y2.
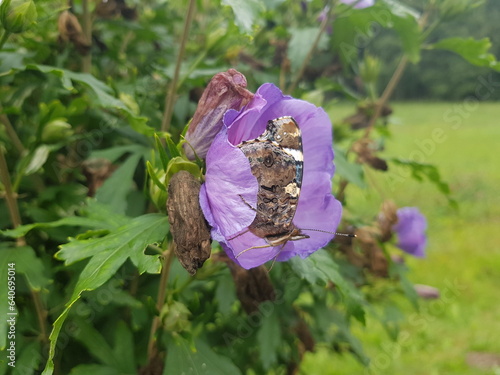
301 228 356 237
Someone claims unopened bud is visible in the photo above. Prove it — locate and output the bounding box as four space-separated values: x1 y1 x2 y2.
0 0 37 34
41 119 73 144
183 69 253 160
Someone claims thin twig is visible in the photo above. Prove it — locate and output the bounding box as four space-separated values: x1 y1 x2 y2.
0 146 25 246
362 55 409 139
0 112 25 154
146 242 176 361
287 7 331 94
161 0 196 133
31 290 49 344
81 0 92 73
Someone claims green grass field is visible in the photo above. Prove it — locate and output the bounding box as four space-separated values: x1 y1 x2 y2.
301 102 500 375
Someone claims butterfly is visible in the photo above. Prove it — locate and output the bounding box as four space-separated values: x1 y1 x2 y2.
231 116 309 257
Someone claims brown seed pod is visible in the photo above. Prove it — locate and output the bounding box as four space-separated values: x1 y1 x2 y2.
167 171 211 275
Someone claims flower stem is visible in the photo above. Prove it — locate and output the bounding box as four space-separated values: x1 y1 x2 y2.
0 111 25 154
161 0 196 133
146 241 175 360
362 55 409 139
287 6 331 94
31 289 49 344
0 146 25 246
0 31 11 50
0 147 49 344
81 0 92 73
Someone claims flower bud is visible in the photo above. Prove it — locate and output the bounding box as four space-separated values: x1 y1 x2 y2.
414 284 440 300
183 69 253 160
0 0 37 34
41 119 73 144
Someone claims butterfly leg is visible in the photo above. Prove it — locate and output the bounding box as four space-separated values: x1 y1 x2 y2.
238 194 257 212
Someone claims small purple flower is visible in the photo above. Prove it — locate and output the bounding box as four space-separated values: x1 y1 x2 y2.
340 0 375 9
199 83 342 269
393 207 427 258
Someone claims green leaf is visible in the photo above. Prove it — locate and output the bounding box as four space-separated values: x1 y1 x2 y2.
56 213 167 270
165 133 181 160
390 158 453 199
390 260 419 310
147 161 167 192
165 157 202 184
215 271 236 316
290 250 365 323
432 37 500 71
164 337 242 375
288 27 328 74
95 152 143 215
391 14 421 63
334 149 366 188
0 216 114 238
90 144 148 164
69 365 122 375
0 245 49 351
257 309 281 370
113 321 136 372
72 317 120 369
155 134 170 170
42 214 168 375
24 145 51 175
21 64 154 136
221 0 263 33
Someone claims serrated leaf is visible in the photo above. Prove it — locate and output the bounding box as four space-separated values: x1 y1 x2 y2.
257 310 281 369
390 158 452 197
56 213 168 268
288 27 328 74
221 0 263 33
432 37 500 71
42 214 168 375
290 250 365 323
334 149 366 188
164 337 242 375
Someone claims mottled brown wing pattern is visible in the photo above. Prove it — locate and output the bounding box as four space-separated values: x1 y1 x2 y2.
237 116 308 246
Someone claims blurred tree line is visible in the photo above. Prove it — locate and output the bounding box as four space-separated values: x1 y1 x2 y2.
373 0 500 100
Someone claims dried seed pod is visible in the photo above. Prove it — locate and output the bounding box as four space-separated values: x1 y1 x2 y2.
167 171 211 275
352 138 388 171
58 10 90 55
377 200 398 242
228 264 276 314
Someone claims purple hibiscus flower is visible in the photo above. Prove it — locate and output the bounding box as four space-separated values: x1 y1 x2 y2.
393 207 427 258
341 0 375 9
199 83 342 269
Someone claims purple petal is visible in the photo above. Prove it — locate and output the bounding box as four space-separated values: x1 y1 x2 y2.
199 127 258 239
340 0 375 9
277 172 342 261
393 207 427 258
